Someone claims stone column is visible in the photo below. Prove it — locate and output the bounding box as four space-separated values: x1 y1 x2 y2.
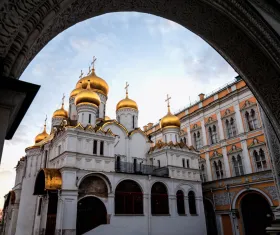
97 140 100 156
201 120 207 146
169 195 176 217
217 112 225 140
55 190 78 235
234 104 244 134
107 193 114 223
185 196 190 215
187 126 192 146
240 140 252 174
205 152 213 181
222 146 231 178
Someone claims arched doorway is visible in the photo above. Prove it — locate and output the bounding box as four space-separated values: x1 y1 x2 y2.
76 197 107 235
240 192 273 235
204 199 218 235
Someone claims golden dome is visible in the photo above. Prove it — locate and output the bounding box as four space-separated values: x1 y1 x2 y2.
53 104 68 118
77 69 109 96
75 81 101 107
35 125 49 144
70 82 84 97
160 104 180 129
116 95 138 111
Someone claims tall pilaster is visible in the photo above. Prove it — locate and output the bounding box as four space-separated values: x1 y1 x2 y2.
234 104 244 134
241 140 252 174
205 152 213 181
222 146 231 178
201 120 207 146
217 112 225 140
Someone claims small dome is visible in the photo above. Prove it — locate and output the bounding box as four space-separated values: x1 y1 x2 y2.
35 126 49 143
53 105 68 118
160 108 180 129
77 69 109 96
116 95 138 111
70 82 84 97
75 81 101 107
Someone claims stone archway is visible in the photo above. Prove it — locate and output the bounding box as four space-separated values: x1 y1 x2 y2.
240 192 273 235
76 196 107 235
1 0 280 144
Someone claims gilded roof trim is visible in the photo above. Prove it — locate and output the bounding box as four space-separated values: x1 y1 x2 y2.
100 120 129 135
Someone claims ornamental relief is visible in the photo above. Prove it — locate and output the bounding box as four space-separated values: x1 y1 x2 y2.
264 186 278 201
214 191 236 206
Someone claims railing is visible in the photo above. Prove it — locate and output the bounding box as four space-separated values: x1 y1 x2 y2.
115 161 169 177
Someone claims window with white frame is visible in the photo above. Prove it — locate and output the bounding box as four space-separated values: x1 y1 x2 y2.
244 108 259 131
208 125 218 145
225 117 237 138
213 160 224 180
193 131 202 149
253 148 267 171
232 155 244 176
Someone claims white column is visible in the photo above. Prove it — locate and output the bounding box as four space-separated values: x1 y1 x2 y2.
187 126 192 146
97 140 100 156
55 190 78 235
217 112 225 140
222 147 231 177
169 195 177 217
234 104 244 134
201 120 207 146
241 140 252 174
184 196 190 215
205 152 213 181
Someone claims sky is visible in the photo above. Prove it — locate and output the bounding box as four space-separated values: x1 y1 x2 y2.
0 12 237 207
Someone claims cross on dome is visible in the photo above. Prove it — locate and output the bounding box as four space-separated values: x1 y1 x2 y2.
125 82 129 97
91 56 97 69
44 115 47 127
165 94 171 113
79 70 83 79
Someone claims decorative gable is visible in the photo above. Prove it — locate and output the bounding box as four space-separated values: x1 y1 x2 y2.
248 138 265 149
227 145 242 154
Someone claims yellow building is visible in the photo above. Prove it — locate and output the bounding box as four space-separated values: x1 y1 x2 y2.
145 76 278 235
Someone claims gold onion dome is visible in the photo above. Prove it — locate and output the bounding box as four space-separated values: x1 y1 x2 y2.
53 103 68 119
160 97 180 129
75 80 101 107
35 123 49 144
77 68 109 96
116 82 138 111
70 82 84 97
105 116 111 120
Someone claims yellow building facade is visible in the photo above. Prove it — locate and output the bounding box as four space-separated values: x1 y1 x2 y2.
145 76 278 235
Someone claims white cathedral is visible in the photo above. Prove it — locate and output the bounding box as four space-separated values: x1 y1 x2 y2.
2 59 206 235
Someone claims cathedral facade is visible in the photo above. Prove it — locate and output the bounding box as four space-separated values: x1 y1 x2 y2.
1 61 205 235
145 76 279 235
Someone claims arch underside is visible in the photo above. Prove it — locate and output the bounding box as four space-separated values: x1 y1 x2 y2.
1 0 280 143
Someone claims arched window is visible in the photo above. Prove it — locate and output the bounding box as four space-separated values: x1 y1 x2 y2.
188 191 197 215
209 125 218 144
226 118 237 138
176 190 185 215
184 137 187 144
200 164 207 182
254 149 267 171
214 160 224 179
182 159 185 168
245 109 259 131
116 156 121 171
187 159 190 168
232 155 244 176
151 182 169 215
115 180 143 214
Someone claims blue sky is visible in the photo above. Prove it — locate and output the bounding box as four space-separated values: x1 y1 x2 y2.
0 12 237 207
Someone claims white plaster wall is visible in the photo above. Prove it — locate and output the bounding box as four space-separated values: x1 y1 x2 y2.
129 132 149 159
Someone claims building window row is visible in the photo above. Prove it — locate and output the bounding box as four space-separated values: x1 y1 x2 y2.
115 180 197 216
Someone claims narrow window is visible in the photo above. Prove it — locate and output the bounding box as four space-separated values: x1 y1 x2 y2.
158 160 161 168
134 159 137 172
37 198 42 216
93 140 97 154
209 126 213 144
116 156 121 172
88 114 91 124
165 135 167 143
187 159 190 168
176 190 185 215
100 141 104 156
132 115 135 129
58 145 61 155
255 148 267 171
200 164 207 182
182 159 185 168
44 150 48 168
82 113 84 123
188 191 197 215
184 137 187 144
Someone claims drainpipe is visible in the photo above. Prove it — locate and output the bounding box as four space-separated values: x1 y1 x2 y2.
57 190 64 235
148 175 152 235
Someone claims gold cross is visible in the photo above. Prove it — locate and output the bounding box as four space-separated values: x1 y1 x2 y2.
125 82 129 95
79 70 83 79
165 94 171 107
91 56 97 69
44 115 47 126
62 93 65 105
